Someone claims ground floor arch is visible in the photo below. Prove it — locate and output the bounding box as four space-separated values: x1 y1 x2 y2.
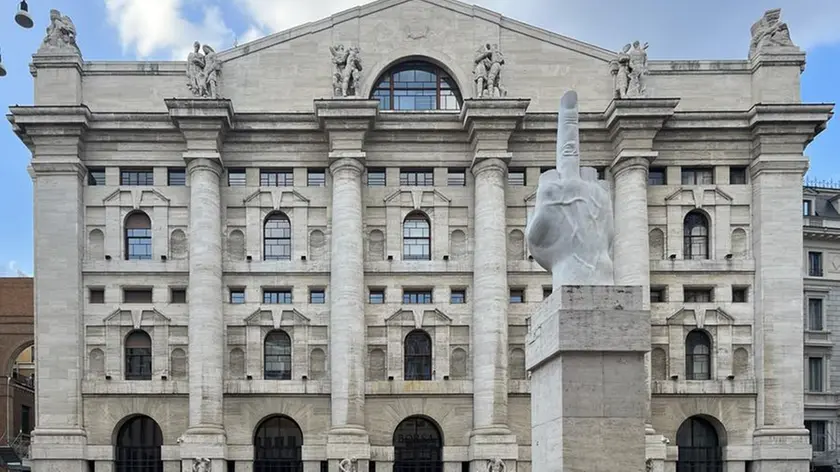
114 415 163 472
393 415 443 472
676 415 723 472
254 415 304 472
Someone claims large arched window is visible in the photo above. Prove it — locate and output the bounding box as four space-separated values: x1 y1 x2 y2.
393 416 443 472
264 330 292 380
684 211 710 260
403 212 431 261
676 416 723 472
125 211 152 260
371 60 462 111
686 330 712 381
254 415 303 472
125 330 152 380
404 330 432 381
115 415 163 472
264 212 292 261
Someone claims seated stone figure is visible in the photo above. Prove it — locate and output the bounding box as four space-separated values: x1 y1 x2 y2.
525 91 614 290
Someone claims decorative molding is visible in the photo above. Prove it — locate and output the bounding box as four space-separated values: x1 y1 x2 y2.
103 188 170 208
103 307 171 329
243 189 310 209
245 308 311 329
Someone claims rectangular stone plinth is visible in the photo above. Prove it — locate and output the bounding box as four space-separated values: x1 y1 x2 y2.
526 286 649 472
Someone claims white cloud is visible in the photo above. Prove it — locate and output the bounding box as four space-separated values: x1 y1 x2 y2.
104 0 236 59
233 0 840 59
1 261 30 277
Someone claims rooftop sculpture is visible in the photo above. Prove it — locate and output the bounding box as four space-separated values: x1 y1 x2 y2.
186 42 222 99
38 9 80 55
749 8 796 58
330 44 363 97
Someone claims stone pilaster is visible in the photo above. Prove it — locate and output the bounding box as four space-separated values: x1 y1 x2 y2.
166 99 234 469
461 98 529 466
314 98 379 463
748 103 833 472
30 47 83 106
9 105 91 472
749 42 806 105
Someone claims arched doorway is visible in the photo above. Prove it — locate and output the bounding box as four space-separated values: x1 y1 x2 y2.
254 415 303 472
114 415 163 472
393 416 443 472
676 416 723 472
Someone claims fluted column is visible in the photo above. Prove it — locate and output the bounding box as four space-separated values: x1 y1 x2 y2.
471 157 510 431
186 157 224 430
328 156 366 432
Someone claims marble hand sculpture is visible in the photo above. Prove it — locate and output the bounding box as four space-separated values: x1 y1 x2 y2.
525 91 615 289
339 457 358 472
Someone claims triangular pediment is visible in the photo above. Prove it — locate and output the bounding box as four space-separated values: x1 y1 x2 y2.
666 308 696 326
421 308 452 326
664 186 732 209
386 309 420 328
104 308 170 329
246 308 311 329
244 189 310 209
103 188 170 208
384 189 451 208
666 307 734 329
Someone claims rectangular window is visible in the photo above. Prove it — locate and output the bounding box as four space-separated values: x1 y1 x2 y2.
229 289 245 304
806 420 827 453
809 357 824 392
403 289 433 304
21 405 31 435
400 169 434 186
123 288 153 303
507 169 526 186
809 298 824 331
309 289 326 304
367 168 386 187
681 167 714 185
684 288 713 303
263 289 293 304
732 287 748 303
595 167 606 180
648 168 667 185
509 289 525 303
87 168 106 186
369 289 385 304
260 169 294 187
650 287 666 303
809 252 824 277
170 288 187 303
228 168 247 186
543 287 553 300
804 200 812 216
450 289 466 304
729 166 747 184
120 168 154 186
89 288 105 304
447 168 466 186
307 168 326 187
167 168 186 186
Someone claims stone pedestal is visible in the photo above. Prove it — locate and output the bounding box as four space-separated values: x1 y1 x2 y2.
526 286 650 472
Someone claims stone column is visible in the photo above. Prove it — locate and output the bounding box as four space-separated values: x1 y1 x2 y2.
315 99 379 467
461 99 529 468
167 99 234 471
605 98 678 471
9 105 91 472
749 103 833 472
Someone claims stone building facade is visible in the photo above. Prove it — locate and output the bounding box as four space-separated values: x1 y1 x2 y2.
8 1 835 471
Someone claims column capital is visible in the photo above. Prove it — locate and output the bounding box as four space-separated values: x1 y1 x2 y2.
603 98 679 155
186 157 223 177
329 156 365 176
166 98 234 164
471 157 508 177
748 103 834 157
610 150 657 178
314 98 379 152
461 98 530 166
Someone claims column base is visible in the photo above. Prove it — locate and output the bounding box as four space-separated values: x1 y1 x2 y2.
327 426 370 462
178 426 227 469
645 432 668 472
750 428 812 472
526 285 650 472
468 427 518 463
29 427 87 470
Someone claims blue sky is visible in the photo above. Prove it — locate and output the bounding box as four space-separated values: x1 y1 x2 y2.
0 0 838 275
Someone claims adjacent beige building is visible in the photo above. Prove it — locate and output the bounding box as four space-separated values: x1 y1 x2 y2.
8 1 835 471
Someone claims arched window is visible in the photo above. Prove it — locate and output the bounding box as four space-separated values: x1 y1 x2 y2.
684 212 710 260
254 415 303 472
404 330 432 381
125 212 152 260
371 60 462 111
264 212 292 261
686 330 712 381
676 416 723 472
115 415 163 472
393 416 443 472
125 330 152 380
403 212 431 261
264 330 292 380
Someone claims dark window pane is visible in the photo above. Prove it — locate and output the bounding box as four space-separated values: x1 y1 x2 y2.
369 290 385 304
400 169 434 186
90 288 105 304
686 331 711 380
403 290 432 304
367 168 386 186
729 166 747 184
230 290 246 304
681 168 714 185
403 214 431 260
228 169 247 186
260 169 294 187
167 168 186 186
88 168 106 186
509 289 525 303
120 169 154 186
404 331 432 380
264 213 292 261
264 331 292 380
648 168 666 185
372 60 462 111
809 252 823 276
307 169 326 187
508 170 526 186
450 289 466 304
309 289 325 304
447 169 466 186
264 290 293 304
684 289 712 303
683 212 709 260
